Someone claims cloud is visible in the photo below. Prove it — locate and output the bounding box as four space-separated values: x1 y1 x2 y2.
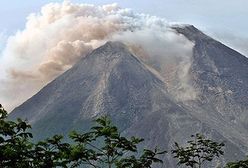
0 1 194 111
112 27 195 101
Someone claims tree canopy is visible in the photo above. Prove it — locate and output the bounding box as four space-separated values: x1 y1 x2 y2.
0 104 166 168
1 104 248 168
172 133 225 168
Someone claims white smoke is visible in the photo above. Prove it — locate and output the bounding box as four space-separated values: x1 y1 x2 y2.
112 27 195 101
0 1 195 111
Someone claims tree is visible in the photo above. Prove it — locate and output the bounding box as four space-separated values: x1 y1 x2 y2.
171 133 225 168
0 104 166 168
225 157 248 168
0 104 33 168
68 116 167 168
31 135 71 168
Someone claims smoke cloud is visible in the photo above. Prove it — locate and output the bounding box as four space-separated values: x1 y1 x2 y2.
0 1 194 111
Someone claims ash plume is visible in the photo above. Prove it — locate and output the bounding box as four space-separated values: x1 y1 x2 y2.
0 1 194 111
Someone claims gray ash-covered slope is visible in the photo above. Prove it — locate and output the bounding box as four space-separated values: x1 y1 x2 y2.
9 29 248 167
173 25 248 151
9 42 197 141
174 25 248 109
10 41 173 136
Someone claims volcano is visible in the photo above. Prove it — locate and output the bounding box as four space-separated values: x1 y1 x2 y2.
9 25 248 167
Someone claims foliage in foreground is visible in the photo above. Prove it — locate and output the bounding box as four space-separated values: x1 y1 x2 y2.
172 134 225 168
0 104 166 168
225 158 248 168
1 104 248 168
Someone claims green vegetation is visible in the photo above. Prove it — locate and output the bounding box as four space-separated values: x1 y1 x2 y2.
0 104 165 168
172 134 224 168
0 104 248 168
225 158 248 168
0 104 33 167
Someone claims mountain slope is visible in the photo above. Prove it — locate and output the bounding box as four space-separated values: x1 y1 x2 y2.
10 42 188 139
173 25 248 147
9 31 248 167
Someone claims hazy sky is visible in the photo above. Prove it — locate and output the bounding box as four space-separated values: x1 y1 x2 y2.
0 0 247 55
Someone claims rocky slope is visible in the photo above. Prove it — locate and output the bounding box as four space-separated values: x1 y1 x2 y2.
174 25 248 152
9 26 248 167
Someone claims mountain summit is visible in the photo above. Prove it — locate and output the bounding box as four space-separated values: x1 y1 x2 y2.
10 41 174 137
174 25 248 146
9 26 248 167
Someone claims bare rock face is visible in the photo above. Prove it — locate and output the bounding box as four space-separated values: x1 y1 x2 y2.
9 26 248 167
174 25 248 150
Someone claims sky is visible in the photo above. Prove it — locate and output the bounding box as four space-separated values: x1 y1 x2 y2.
0 0 247 56
0 0 247 52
